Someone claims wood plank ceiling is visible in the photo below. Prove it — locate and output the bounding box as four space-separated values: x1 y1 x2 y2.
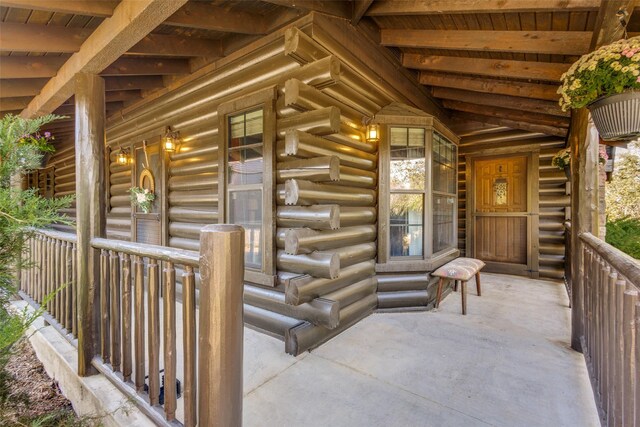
0 0 638 140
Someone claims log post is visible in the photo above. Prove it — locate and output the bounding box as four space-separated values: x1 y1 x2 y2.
198 224 244 427
569 96 607 352
75 73 106 376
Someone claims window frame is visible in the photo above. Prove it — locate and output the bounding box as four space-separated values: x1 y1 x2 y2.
377 118 460 273
218 86 277 286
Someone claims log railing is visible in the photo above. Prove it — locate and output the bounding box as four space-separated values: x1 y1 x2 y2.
20 229 78 339
580 232 639 427
564 221 572 306
20 225 245 427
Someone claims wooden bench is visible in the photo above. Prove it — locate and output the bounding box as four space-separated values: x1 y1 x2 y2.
433 258 485 315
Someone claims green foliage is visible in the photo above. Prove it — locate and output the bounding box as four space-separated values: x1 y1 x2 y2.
606 218 640 259
0 114 74 423
605 146 640 221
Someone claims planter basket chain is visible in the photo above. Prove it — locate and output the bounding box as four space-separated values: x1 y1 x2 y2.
588 91 640 142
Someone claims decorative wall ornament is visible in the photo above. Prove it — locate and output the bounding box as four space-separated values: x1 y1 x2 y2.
129 187 155 213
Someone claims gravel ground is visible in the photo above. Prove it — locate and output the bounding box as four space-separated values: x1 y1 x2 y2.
1 339 78 426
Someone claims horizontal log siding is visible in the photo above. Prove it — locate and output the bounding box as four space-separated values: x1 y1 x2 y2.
276 44 381 354
457 130 568 280
107 150 132 241
40 139 77 233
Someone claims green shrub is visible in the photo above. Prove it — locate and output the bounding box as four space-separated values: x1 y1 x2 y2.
606 217 640 259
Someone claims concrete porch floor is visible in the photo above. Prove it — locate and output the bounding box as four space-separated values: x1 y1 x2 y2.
243 273 600 427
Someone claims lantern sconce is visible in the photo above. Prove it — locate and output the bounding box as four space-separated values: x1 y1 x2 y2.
363 116 380 144
116 147 131 165
163 126 180 153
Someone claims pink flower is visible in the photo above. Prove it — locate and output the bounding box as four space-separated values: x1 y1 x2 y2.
637 76 640 83
44 131 51 138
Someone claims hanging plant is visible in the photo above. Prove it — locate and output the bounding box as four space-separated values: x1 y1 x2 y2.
558 36 640 111
551 146 609 170
129 186 155 213
558 36 640 141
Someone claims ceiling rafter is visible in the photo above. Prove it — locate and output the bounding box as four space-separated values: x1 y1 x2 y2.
0 57 191 79
452 112 568 137
431 87 568 117
403 54 569 82
20 0 189 118
0 0 118 17
419 73 560 102
0 22 223 57
381 29 592 55
164 2 273 34
367 0 600 15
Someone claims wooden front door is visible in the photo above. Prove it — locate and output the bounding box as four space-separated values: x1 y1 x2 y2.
471 155 533 276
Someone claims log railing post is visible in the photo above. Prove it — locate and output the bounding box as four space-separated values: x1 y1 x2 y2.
75 72 106 376
198 224 244 427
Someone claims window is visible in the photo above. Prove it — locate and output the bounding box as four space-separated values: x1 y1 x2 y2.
431 132 457 254
378 120 459 271
227 109 264 270
389 127 425 258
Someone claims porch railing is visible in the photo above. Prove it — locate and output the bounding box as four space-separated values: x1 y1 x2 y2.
580 232 639 427
19 225 245 427
20 229 78 339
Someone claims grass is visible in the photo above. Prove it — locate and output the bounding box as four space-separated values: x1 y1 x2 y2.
606 217 640 259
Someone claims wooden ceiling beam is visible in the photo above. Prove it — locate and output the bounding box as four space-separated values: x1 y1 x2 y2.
443 100 570 128
0 22 221 57
403 54 569 82
381 29 591 55
1 56 190 79
100 58 190 76
352 0 374 25
0 97 32 111
367 0 600 15
21 0 188 118
261 0 352 19
1 0 117 17
165 3 270 34
419 73 560 102
64 90 142 105
103 76 165 91
452 112 568 138
432 87 568 117
0 78 49 97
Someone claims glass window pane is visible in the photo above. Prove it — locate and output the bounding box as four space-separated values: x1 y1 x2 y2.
390 193 423 257
390 127 425 191
432 132 457 194
228 146 263 185
229 109 263 148
229 190 262 269
432 194 455 253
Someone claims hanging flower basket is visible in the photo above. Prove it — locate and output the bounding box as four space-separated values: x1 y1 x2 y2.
587 90 640 141
558 36 640 141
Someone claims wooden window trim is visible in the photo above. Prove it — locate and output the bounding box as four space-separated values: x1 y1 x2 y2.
218 86 278 287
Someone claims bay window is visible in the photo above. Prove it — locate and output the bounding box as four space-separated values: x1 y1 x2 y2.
377 116 459 272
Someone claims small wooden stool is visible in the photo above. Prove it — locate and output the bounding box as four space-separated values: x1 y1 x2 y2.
433 257 485 315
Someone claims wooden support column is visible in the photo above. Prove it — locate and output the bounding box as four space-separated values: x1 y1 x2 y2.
569 112 599 351
75 73 106 376
198 224 244 427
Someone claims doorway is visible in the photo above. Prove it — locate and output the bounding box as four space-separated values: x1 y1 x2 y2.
468 154 537 277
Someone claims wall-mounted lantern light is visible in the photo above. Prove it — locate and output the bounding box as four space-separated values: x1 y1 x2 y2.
116 148 131 165
163 126 180 153
362 116 380 144
366 123 380 143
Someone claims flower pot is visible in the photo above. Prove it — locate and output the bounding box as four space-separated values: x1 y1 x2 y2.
588 91 640 142
563 166 571 180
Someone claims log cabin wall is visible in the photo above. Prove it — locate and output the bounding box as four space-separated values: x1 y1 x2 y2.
40 137 77 233
86 14 447 356
457 129 569 281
